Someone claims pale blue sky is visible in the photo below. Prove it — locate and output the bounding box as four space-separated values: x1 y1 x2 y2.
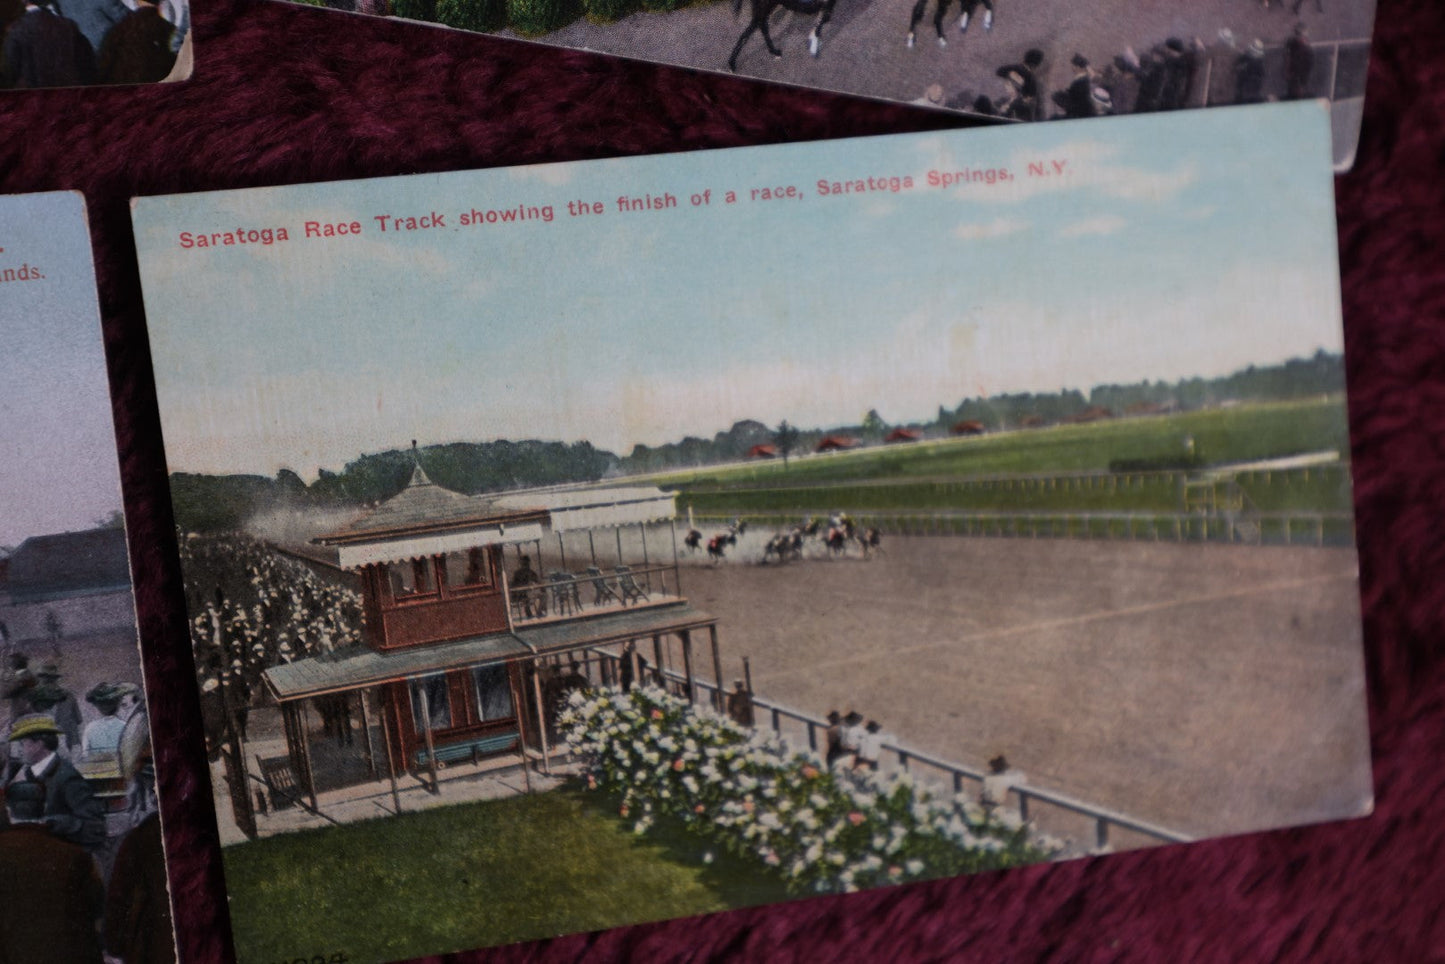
0 192 124 548
133 102 1343 481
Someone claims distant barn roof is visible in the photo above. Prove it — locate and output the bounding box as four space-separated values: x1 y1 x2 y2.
4 528 132 603
815 435 858 451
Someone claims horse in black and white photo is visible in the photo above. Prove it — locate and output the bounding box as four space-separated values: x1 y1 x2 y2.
729 0 840 72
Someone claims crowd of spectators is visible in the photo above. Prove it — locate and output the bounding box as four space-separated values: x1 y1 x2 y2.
0 0 187 89
945 21 1322 123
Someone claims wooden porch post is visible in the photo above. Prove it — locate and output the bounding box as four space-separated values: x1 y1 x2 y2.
507 663 532 793
680 630 696 705
670 522 680 597
588 530 596 566
709 625 724 713
358 690 377 780
501 566 515 633
615 526 623 565
377 688 401 814
531 661 552 775
557 532 567 574
417 680 440 794
296 702 318 811
652 634 664 687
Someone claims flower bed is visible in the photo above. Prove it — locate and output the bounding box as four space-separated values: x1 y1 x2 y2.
560 686 1062 895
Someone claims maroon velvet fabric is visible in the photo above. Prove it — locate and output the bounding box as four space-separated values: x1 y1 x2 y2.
1 0 1442 958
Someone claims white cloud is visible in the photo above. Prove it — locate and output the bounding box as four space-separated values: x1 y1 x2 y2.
953 218 1029 241
1057 215 1126 238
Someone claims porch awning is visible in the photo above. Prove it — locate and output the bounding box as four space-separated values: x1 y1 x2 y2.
514 602 715 656
264 632 532 702
262 602 716 702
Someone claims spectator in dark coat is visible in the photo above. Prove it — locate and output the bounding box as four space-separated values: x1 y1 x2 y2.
619 641 637 693
995 48 1044 121
1234 38 1268 104
4 714 106 850
1285 23 1314 100
105 739 175 964
0 779 104 964
1055 53 1101 118
0 10 94 91
726 680 755 728
27 664 82 751
96 0 176 84
52 0 125 52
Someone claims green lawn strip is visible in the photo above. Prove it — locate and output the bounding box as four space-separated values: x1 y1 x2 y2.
222 786 788 963
642 399 1348 492
680 465 1352 517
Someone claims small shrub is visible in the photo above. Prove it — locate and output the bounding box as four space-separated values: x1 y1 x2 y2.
390 0 437 21
639 0 688 11
583 0 638 23
437 0 507 30
506 0 581 35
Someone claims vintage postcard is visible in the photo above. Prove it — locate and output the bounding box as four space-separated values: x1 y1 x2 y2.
0 0 191 91
1 191 177 963
278 0 1371 169
132 101 1370 962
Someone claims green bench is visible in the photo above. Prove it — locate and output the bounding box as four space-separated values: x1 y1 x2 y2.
413 729 520 769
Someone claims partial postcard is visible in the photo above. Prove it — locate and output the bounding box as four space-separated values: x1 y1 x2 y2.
280 0 1370 169
1 192 177 964
132 102 1370 962
0 0 191 91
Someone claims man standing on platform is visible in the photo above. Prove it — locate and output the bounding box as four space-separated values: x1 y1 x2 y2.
726 680 754 728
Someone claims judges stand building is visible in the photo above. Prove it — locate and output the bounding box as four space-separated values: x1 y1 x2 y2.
235 466 726 837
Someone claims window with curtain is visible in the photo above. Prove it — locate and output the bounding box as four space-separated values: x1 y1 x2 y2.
410 673 452 732
472 664 513 721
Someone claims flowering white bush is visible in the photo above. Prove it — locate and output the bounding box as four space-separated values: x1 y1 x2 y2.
560 686 1060 895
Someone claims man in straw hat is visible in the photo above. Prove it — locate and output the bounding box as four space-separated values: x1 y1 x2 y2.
0 778 105 963
5 713 105 850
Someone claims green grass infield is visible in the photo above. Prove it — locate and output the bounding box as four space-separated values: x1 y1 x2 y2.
222 784 789 963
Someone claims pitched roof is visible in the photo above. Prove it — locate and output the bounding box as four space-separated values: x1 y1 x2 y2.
315 467 547 545
4 528 132 603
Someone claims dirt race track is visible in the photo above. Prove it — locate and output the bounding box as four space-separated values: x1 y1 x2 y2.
676 534 1372 842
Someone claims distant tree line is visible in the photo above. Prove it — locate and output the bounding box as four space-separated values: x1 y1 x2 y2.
169 352 1342 531
621 419 776 474
941 350 1343 433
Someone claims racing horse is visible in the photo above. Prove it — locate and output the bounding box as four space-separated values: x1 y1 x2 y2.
707 532 735 564
906 0 991 48
729 0 840 72
761 529 804 565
